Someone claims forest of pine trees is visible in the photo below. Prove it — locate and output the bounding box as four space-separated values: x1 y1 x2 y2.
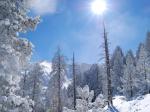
0 0 150 112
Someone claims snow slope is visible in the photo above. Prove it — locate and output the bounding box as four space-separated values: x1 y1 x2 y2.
107 94 150 112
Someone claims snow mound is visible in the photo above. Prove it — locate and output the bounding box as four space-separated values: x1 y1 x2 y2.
110 94 150 112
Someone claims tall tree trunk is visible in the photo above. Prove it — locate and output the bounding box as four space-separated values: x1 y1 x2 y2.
22 69 27 97
96 65 103 95
103 24 113 106
129 73 133 98
73 53 76 110
144 61 148 94
32 75 37 112
58 51 62 112
96 66 99 94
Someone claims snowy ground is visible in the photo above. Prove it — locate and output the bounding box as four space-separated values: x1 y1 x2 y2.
105 94 150 112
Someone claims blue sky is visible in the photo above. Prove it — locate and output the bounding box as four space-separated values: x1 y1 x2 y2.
23 0 150 64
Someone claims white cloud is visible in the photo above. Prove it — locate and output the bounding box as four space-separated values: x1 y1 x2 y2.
28 0 58 15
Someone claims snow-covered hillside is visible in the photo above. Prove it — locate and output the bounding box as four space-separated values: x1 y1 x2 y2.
106 94 150 112
40 61 52 73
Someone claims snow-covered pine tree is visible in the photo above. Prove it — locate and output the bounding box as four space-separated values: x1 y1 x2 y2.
122 50 137 99
144 32 150 93
136 43 150 94
20 62 52 112
145 32 150 56
19 64 30 97
27 63 46 112
0 0 39 111
111 46 124 95
46 48 67 112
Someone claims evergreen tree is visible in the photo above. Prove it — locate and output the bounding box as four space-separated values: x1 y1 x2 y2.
145 32 150 56
28 63 46 112
20 64 30 97
0 0 39 111
144 32 150 93
111 46 124 95
122 50 137 99
46 48 67 112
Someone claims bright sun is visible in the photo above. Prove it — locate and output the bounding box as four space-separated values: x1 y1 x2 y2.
91 0 107 15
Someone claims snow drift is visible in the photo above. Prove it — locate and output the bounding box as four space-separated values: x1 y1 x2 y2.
106 94 150 112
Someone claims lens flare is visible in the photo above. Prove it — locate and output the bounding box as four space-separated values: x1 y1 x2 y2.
91 0 107 15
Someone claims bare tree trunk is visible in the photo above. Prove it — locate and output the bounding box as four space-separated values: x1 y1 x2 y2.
32 76 36 101
129 73 133 98
144 61 148 94
32 75 37 112
103 24 113 106
73 53 76 110
96 65 103 95
58 51 62 112
22 69 27 97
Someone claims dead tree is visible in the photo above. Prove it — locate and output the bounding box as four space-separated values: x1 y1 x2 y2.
58 49 62 112
102 23 113 106
72 53 76 110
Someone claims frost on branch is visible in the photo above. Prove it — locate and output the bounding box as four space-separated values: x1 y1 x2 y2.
63 85 106 112
0 0 40 111
0 95 34 112
0 0 40 36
